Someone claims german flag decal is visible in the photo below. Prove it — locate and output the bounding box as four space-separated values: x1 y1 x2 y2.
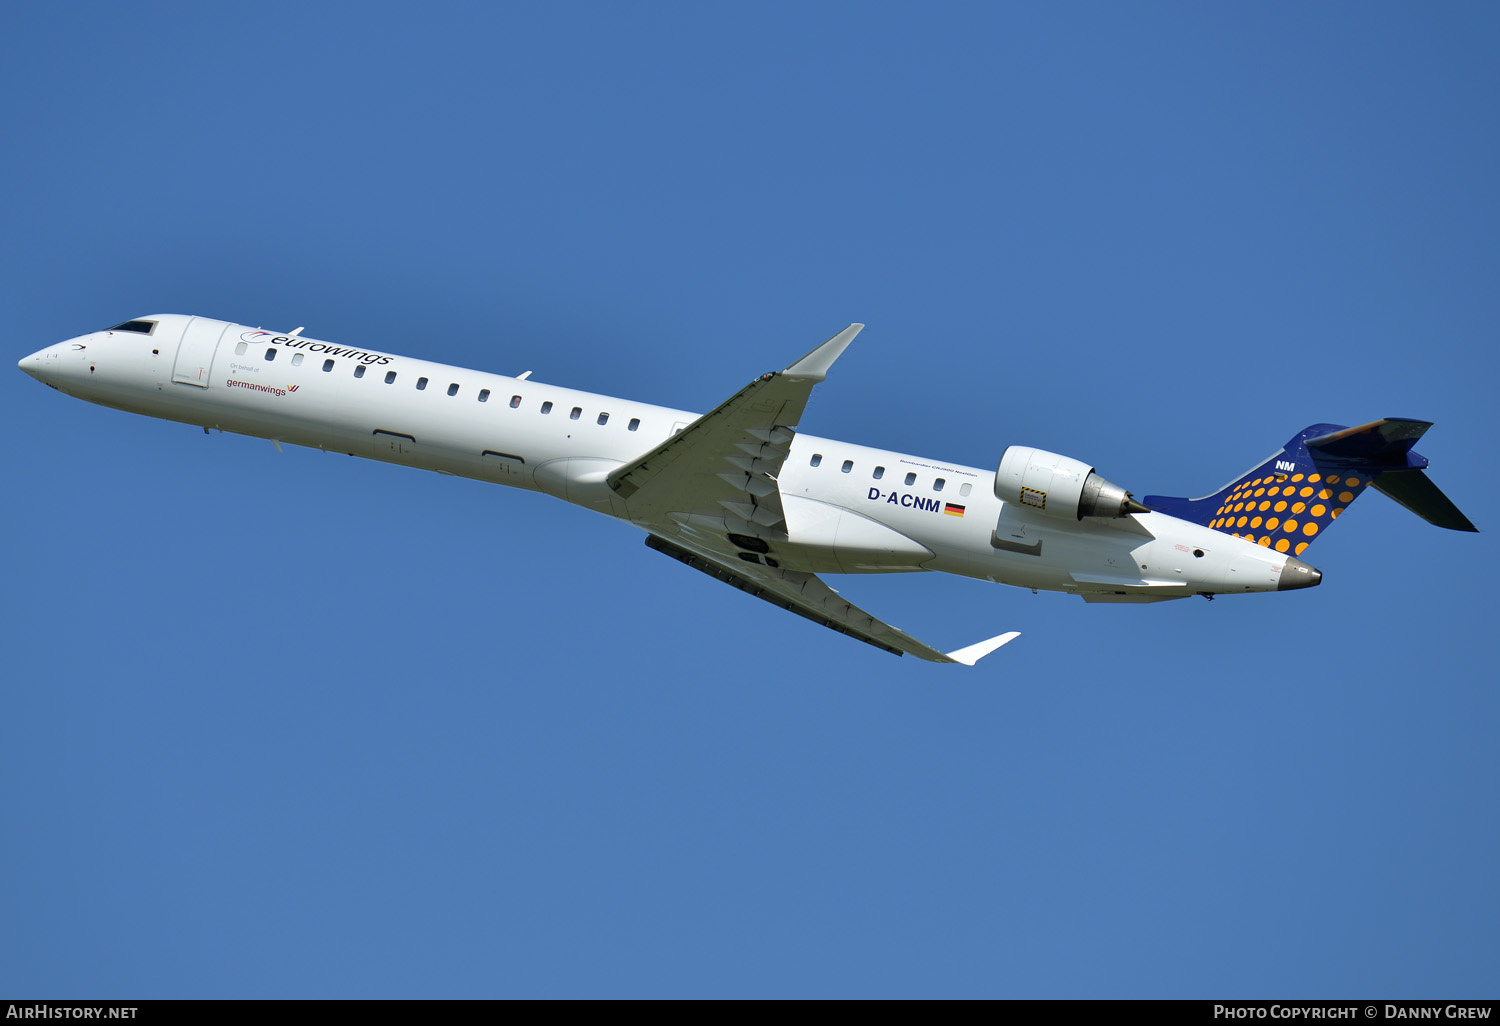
943 503 966 517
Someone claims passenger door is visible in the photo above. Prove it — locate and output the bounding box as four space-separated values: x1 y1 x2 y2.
172 317 229 386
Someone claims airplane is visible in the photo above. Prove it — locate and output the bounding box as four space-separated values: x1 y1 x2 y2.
19 314 1478 665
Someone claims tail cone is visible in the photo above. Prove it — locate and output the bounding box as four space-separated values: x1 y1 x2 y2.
1278 557 1322 591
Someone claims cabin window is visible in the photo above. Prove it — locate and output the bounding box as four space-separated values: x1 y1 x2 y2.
291 353 304 367
873 466 885 480
570 407 582 420
354 365 366 378
904 472 916 486
960 483 972 497
841 460 853 474
416 377 428 390
597 412 609 426
447 383 460 396
322 359 334 372
810 454 822 467
510 395 522 408
384 371 397 384
934 477 945 492
628 418 640 431
478 389 490 402
234 341 247 356
541 401 553 414
264 348 276 361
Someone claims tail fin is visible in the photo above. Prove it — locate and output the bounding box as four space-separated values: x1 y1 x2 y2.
1142 418 1476 556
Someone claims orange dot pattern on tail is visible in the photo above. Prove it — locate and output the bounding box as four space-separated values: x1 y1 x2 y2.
1207 471 1366 556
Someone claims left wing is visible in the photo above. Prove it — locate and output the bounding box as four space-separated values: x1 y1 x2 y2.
645 534 1018 665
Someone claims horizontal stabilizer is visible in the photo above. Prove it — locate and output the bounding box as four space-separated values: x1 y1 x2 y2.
1304 418 1432 466
1372 470 1478 532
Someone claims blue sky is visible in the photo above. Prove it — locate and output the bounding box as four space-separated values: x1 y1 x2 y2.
4 1 1497 998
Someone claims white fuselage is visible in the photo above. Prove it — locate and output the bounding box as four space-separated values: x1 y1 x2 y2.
20 314 1307 601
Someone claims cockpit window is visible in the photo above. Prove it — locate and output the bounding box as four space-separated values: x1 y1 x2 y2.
109 320 156 335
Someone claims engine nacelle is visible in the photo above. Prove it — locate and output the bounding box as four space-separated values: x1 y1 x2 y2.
995 446 1146 520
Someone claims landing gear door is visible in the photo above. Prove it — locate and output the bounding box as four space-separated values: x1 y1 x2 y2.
173 317 229 387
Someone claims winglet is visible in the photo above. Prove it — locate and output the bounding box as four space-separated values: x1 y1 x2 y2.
783 323 863 382
945 631 1022 666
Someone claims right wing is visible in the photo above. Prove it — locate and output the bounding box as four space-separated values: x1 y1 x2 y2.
645 534 1019 665
608 324 863 533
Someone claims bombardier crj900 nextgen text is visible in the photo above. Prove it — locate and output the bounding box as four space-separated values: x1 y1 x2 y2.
20 315 1478 665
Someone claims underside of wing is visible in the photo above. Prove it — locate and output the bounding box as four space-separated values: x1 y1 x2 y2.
645 534 1018 665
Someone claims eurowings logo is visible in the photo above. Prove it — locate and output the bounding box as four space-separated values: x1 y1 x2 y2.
288 385 299 392
248 332 394 366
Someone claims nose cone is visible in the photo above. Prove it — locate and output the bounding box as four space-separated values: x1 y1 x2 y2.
19 349 46 379
1279 556 1323 591
19 341 85 387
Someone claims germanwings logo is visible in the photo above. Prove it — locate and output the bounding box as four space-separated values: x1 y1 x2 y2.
225 379 298 397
